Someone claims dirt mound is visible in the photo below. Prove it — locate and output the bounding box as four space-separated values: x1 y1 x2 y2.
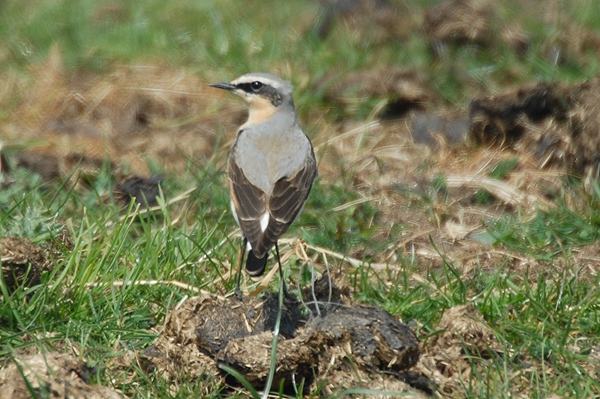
1 229 73 291
114 174 164 208
469 76 600 175
0 352 123 399
140 269 515 396
416 304 502 394
1 236 53 290
143 270 423 395
424 0 494 49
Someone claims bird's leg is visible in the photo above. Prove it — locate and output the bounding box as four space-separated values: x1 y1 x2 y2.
234 236 248 301
274 241 288 297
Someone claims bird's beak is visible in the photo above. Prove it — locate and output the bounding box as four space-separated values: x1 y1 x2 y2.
209 82 236 91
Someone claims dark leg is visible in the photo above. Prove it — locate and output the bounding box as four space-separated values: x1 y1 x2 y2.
274 241 288 296
234 236 248 301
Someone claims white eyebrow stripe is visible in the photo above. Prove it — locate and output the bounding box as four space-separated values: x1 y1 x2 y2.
232 76 280 87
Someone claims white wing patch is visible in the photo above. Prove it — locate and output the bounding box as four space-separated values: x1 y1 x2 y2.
230 199 240 225
260 211 270 232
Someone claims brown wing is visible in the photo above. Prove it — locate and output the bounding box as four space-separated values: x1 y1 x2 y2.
228 144 317 259
255 154 318 257
227 151 267 253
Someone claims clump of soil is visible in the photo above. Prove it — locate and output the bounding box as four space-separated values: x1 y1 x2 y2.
1 236 53 290
141 270 514 396
416 304 502 394
468 76 600 175
1 229 73 292
424 0 494 49
423 0 534 60
114 174 164 208
143 269 423 395
468 81 569 145
0 352 123 399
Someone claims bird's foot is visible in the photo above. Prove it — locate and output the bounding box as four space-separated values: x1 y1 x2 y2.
234 286 244 302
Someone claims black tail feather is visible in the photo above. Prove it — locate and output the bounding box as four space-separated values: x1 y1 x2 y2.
245 250 268 277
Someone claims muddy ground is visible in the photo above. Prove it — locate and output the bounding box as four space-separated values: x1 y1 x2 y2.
142 269 424 395
2 0 600 397
0 265 502 397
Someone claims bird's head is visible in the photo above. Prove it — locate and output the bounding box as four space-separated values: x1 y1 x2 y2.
210 72 295 125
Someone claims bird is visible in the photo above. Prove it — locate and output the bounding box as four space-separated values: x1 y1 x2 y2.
209 72 318 299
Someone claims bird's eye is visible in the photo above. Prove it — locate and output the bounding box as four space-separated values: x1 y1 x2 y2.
251 81 263 91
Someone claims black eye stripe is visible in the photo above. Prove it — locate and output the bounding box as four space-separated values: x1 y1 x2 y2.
235 82 284 107
237 82 264 93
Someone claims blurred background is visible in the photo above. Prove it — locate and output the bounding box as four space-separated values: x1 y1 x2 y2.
3 0 600 191
2 0 600 173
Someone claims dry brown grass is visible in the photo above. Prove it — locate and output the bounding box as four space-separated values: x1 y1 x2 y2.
3 47 239 180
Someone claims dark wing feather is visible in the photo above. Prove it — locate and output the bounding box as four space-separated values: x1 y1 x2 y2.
270 157 317 221
252 154 317 257
227 151 267 252
228 142 317 261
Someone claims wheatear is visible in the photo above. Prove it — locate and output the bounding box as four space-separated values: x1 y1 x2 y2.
210 72 318 299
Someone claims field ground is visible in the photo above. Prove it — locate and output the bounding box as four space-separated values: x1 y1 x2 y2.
1 0 600 397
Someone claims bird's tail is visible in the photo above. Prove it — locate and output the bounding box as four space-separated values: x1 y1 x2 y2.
245 250 268 277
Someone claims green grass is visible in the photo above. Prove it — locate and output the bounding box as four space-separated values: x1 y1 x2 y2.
3 163 600 396
483 179 600 259
2 0 600 397
4 167 600 397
